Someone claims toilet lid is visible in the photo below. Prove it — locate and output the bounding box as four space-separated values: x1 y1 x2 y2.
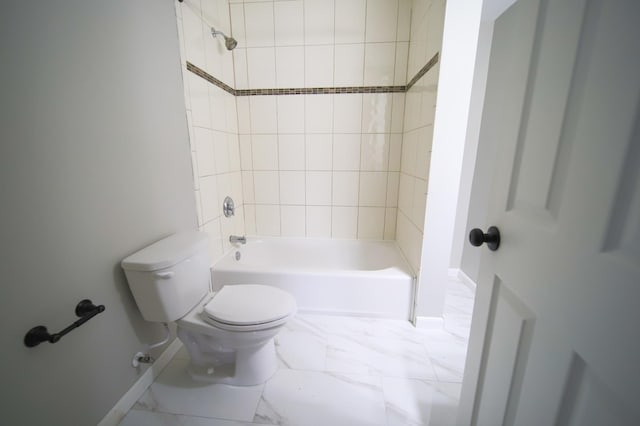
203 285 297 326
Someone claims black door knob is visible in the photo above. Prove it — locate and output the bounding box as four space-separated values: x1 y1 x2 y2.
469 226 500 251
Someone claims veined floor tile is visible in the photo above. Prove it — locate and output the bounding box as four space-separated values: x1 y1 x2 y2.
254 369 387 426
134 358 263 422
382 378 461 426
119 409 262 426
326 335 438 380
275 328 327 371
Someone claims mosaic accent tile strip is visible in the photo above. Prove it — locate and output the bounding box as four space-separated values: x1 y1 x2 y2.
406 52 440 90
185 52 439 97
186 62 236 95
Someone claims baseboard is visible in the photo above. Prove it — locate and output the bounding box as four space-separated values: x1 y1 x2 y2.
97 338 183 426
457 269 477 291
415 316 445 329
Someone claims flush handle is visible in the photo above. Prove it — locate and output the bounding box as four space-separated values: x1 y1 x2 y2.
154 271 175 279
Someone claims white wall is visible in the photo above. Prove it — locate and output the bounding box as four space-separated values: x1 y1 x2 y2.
415 0 485 319
0 1 196 424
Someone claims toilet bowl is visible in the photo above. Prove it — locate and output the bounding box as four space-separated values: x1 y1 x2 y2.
177 284 296 385
121 232 297 386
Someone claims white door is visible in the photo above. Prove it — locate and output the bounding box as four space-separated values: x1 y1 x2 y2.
458 0 640 425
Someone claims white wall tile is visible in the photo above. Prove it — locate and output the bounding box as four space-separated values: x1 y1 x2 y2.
251 134 278 170
391 93 405 133
305 134 332 170
233 48 249 90
365 0 399 43
357 207 385 239
305 45 334 87
360 133 390 171
389 134 402 171
335 0 366 44
253 171 280 204
332 171 359 206
394 42 409 85
333 134 361 171
305 171 332 205
203 217 224 264
275 1 304 46
249 96 278 134
200 175 219 223
276 46 305 88
333 94 363 133
305 95 333 133
189 73 211 128
397 172 414 215
278 134 305 170
255 204 281 236
386 171 400 207
277 96 305 133
304 0 334 45
280 171 306 205
215 172 231 211
225 95 239 134
236 96 251 134
396 0 412 42
229 3 246 47
247 47 276 88
209 86 227 131
244 2 275 47
364 42 396 85
239 134 253 170
182 1 206 68
306 206 331 237
331 206 358 239
194 127 215 176
212 131 230 173
362 93 392 133
334 44 364 87
384 207 397 240
281 205 306 237
244 204 257 235
242 171 255 204
228 133 241 172
359 171 388 206
411 177 427 230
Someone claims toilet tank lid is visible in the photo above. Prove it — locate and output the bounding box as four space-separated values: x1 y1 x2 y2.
121 231 208 272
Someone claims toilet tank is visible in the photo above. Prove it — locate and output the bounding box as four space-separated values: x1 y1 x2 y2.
121 231 210 322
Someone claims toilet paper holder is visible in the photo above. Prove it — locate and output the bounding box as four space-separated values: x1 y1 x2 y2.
24 299 105 347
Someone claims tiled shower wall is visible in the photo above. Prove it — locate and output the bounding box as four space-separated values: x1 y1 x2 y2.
175 0 445 270
397 0 445 272
176 0 245 264
232 0 411 239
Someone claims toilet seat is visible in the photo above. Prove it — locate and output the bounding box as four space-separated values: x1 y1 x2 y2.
203 284 296 327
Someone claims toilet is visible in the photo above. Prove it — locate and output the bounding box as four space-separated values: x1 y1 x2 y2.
121 231 296 385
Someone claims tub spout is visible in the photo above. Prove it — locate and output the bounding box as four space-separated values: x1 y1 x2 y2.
229 235 246 244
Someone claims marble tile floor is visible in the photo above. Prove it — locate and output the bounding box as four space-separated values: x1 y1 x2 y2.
119 278 475 426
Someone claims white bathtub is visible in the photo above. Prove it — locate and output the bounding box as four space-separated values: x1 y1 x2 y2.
211 237 416 319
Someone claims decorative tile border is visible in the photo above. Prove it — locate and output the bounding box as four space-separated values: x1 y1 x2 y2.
186 52 439 97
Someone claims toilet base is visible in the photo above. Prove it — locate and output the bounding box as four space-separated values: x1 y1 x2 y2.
184 338 279 386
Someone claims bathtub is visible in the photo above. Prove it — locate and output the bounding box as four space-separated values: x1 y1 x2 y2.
211 237 416 319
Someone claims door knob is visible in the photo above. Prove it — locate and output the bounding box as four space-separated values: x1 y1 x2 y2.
469 226 500 251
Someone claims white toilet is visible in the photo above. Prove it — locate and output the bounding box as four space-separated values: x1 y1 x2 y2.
121 231 296 385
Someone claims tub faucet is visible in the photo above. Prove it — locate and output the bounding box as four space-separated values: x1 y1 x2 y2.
229 235 246 244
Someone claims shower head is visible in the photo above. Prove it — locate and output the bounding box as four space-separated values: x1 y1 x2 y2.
211 27 238 51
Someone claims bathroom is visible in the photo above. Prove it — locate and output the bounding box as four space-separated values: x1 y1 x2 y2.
1 0 492 424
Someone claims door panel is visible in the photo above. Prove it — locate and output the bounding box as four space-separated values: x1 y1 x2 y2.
459 0 640 424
